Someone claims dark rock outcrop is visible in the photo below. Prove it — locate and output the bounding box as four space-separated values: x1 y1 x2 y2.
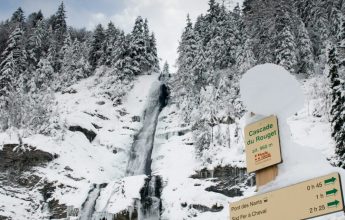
48 199 67 219
96 101 105 105
83 111 110 120
39 181 69 219
0 144 62 219
114 209 138 220
205 184 243 197
92 123 102 129
132 116 141 122
69 126 97 142
191 165 254 198
61 87 77 94
189 203 224 212
0 144 55 172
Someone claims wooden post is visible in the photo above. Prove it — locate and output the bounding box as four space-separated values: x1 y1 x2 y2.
255 165 278 190
249 112 279 191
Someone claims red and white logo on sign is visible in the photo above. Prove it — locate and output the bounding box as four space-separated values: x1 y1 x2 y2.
255 151 271 164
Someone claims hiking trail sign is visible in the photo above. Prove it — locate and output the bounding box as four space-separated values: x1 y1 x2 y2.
244 115 282 173
229 172 344 220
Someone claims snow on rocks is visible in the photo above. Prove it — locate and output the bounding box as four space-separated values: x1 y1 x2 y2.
95 175 147 214
150 104 255 220
0 71 160 219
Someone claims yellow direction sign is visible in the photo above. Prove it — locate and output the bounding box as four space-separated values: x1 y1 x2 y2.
230 173 344 220
244 115 282 173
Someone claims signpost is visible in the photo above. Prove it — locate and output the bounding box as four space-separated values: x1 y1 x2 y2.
244 115 282 173
230 173 344 220
233 64 345 220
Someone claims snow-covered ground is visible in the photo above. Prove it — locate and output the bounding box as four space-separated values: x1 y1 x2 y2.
1 65 345 220
0 70 160 219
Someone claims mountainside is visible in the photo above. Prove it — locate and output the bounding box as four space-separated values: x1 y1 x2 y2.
1 0 345 219
0 68 343 219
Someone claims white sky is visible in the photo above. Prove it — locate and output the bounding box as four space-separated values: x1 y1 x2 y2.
0 0 243 72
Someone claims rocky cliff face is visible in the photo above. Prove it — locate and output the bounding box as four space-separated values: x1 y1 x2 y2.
0 144 56 172
0 144 67 219
191 165 254 198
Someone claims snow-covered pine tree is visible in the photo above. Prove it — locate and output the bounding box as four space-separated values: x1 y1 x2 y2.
243 0 276 64
71 39 90 81
147 33 160 73
30 57 54 93
27 19 47 70
175 15 199 122
309 0 331 58
112 31 126 66
53 2 67 49
162 61 169 75
220 6 240 69
327 44 345 162
0 26 27 100
114 33 136 78
141 18 152 72
11 7 25 26
47 32 59 73
236 38 256 74
89 24 105 70
296 20 315 76
59 32 73 89
274 0 297 73
177 15 197 86
337 14 345 59
203 3 224 71
130 16 146 74
102 21 120 66
26 10 44 29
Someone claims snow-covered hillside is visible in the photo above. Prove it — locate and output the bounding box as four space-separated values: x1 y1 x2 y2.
1 67 344 220
1 0 345 219
0 69 160 219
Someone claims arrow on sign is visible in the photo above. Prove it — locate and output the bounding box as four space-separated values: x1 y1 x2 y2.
326 188 338 196
327 200 340 208
325 177 337 185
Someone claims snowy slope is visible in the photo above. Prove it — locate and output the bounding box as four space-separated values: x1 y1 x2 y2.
151 104 255 220
0 70 159 219
1 65 345 220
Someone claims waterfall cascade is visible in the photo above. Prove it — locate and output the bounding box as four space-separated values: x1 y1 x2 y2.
126 83 168 219
79 184 101 220
80 80 168 220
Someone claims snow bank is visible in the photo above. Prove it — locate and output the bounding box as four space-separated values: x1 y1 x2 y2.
95 175 147 214
240 63 304 118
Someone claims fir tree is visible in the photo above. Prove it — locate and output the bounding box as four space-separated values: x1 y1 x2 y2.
102 22 120 66
30 58 54 92
236 38 256 74
89 24 105 69
328 44 345 162
54 2 67 47
147 33 160 73
59 33 73 88
27 19 47 69
296 20 314 76
0 26 27 101
176 14 199 102
27 10 44 28
274 1 297 72
115 34 136 78
130 16 146 74
11 7 25 25
162 61 169 75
